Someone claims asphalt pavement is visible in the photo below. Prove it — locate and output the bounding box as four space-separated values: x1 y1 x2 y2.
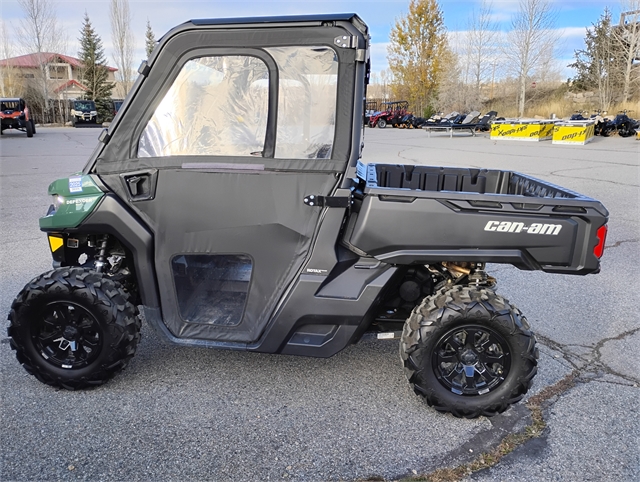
1 126 638 481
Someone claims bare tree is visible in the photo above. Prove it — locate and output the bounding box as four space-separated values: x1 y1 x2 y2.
613 2 640 102
110 0 134 98
503 0 559 117
1 20 22 97
380 69 392 100
465 0 499 97
17 0 66 118
437 50 475 112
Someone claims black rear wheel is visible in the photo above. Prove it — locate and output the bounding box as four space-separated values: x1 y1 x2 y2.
31 120 36 134
8 268 141 389
400 285 538 418
26 120 33 137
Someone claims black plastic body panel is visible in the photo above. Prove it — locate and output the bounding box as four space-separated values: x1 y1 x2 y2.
346 163 609 275
252 267 396 357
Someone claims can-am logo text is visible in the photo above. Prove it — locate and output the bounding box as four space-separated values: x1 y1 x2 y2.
484 221 562 235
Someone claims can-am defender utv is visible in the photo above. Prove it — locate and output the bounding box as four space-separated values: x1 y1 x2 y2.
7 14 609 418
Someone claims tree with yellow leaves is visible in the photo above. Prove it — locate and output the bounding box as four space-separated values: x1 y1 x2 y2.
387 0 450 116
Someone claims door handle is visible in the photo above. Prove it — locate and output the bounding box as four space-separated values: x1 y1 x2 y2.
120 169 158 202
126 176 144 197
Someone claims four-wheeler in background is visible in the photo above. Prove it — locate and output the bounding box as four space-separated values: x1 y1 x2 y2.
364 100 379 125
7 14 609 419
602 110 638 138
0 98 35 137
368 100 408 128
70 100 99 127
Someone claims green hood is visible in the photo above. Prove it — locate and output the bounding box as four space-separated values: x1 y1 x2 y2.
39 174 105 230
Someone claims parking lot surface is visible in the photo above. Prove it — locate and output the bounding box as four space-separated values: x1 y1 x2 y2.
1 127 638 481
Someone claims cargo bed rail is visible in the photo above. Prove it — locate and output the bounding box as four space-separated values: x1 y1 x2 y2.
357 161 584 200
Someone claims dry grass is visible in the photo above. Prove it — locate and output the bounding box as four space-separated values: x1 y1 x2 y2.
397 372 578 482
488 98 640 120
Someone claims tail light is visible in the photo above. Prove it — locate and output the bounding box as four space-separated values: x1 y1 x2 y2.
594 225 607 259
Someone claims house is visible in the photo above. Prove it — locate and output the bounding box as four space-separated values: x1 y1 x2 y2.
0 52 118 100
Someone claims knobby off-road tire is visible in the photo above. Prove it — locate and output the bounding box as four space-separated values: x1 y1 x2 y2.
400 285 538 418
26 120 33 137
8 268 141 389
31 120 36 134
377 118 387 128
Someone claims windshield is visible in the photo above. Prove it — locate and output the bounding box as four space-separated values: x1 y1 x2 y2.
1 101 22 111
74 101 95 112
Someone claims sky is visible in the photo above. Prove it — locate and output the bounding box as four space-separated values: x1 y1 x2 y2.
1 0 631 79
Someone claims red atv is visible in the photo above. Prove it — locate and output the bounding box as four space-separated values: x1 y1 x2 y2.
0 98 35 137
368 101 408 128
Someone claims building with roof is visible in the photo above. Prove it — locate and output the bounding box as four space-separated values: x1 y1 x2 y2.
0 52 118 100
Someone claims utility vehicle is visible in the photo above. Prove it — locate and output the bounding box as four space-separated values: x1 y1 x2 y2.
1 98 35 137
8 14 609 418
70 100 98 126
369 100 408 128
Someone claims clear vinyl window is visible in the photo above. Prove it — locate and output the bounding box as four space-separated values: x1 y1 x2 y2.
265 46 338 159
139 56 269 157
172 254 252 326
137 47 338 159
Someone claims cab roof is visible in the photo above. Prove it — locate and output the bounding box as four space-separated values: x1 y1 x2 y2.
187 13 365 28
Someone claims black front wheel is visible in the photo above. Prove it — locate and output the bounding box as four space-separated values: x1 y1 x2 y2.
377 118 387 128
31 120 36 134
400 285 538 418
26 120 33 137
8 268 141 389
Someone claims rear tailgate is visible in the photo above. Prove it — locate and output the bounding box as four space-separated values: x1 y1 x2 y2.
342 163 609 275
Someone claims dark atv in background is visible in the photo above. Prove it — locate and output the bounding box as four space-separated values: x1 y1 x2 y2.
7 14 609 418
70 100 99 126
0 98 35 137
602 110 638 137
570 109 638 137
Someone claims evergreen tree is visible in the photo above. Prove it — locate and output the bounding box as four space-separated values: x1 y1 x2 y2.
569 8 622 109
387 0 451 116
145 19 156 58
78 12 114 121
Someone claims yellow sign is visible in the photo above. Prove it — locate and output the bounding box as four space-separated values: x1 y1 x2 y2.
491 122 554 141
552 123 595 145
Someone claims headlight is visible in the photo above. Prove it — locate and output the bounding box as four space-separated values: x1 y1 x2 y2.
91 111 97 115
46 195 64 216
52 194 64 209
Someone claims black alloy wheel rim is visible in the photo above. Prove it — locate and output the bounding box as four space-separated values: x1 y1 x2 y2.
33 301 103 369
432 324 511 396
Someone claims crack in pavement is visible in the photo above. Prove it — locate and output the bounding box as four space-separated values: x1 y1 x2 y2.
537 327 640 385
605 239 639 249
398 326 640 481
591 326 640 385
62 132 87 147
548 170 639 187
